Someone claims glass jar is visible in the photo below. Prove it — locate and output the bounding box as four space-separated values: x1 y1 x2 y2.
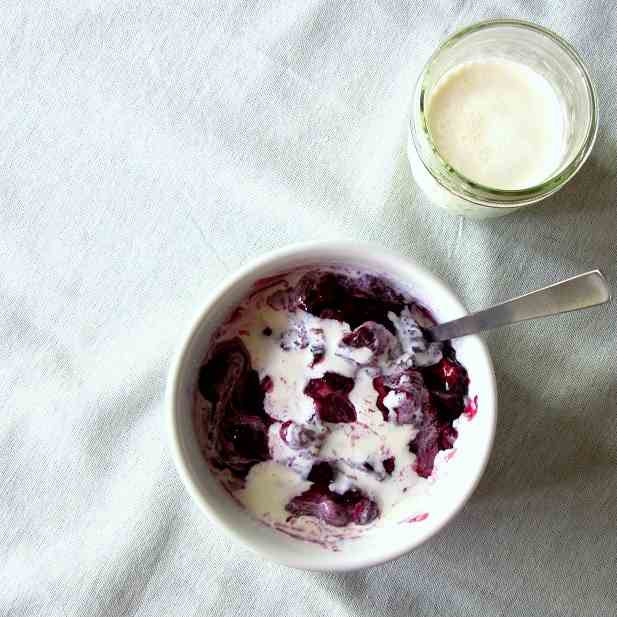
407 19 598 219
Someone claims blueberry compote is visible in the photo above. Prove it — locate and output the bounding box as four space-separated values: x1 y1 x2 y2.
194 268 471 539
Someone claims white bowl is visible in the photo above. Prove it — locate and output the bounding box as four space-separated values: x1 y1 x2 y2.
166 242 497 571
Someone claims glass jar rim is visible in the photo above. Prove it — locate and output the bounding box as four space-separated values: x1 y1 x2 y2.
411 18 599 210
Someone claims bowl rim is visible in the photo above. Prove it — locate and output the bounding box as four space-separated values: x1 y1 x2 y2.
166 241 497 571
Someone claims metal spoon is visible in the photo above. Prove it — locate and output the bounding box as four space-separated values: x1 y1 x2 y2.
426 270 611 342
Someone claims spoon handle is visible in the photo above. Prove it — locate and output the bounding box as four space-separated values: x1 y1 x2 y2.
427 270 611 342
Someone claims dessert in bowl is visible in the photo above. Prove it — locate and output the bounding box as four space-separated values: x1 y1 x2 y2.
167 242 496 570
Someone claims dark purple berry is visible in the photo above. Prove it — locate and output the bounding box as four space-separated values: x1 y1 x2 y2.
304 372 357 423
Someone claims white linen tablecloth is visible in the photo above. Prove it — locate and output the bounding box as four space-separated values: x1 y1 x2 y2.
2 1 616 615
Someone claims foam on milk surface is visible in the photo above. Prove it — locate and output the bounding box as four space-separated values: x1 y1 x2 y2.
426 60 565 190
